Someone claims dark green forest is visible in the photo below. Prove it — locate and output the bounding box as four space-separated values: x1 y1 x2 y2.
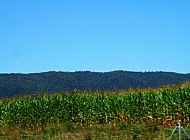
0 71 190 98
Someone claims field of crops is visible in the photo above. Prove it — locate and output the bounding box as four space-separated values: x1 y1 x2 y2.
1 84 190 131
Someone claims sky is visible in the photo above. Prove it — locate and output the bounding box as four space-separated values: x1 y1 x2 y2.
1 0 190 74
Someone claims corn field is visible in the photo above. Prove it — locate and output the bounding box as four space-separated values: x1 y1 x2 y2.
0 84 190 130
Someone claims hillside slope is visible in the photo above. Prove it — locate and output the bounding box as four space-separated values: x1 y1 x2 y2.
0 71 190 98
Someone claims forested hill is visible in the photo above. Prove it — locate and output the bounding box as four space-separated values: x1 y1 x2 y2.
0 71 190 98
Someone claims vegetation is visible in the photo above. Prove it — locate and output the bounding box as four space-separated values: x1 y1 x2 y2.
1 70 190 98
0 123 175 140
0 83 190 139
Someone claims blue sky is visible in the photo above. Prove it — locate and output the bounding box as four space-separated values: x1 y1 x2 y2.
1 0 190 73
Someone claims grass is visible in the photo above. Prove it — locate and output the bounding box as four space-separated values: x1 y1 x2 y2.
0 122 176 140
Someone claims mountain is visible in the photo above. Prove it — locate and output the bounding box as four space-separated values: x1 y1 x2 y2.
0 71 190 98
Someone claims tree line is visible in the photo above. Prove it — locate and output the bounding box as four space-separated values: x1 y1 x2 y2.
0 71 190 98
